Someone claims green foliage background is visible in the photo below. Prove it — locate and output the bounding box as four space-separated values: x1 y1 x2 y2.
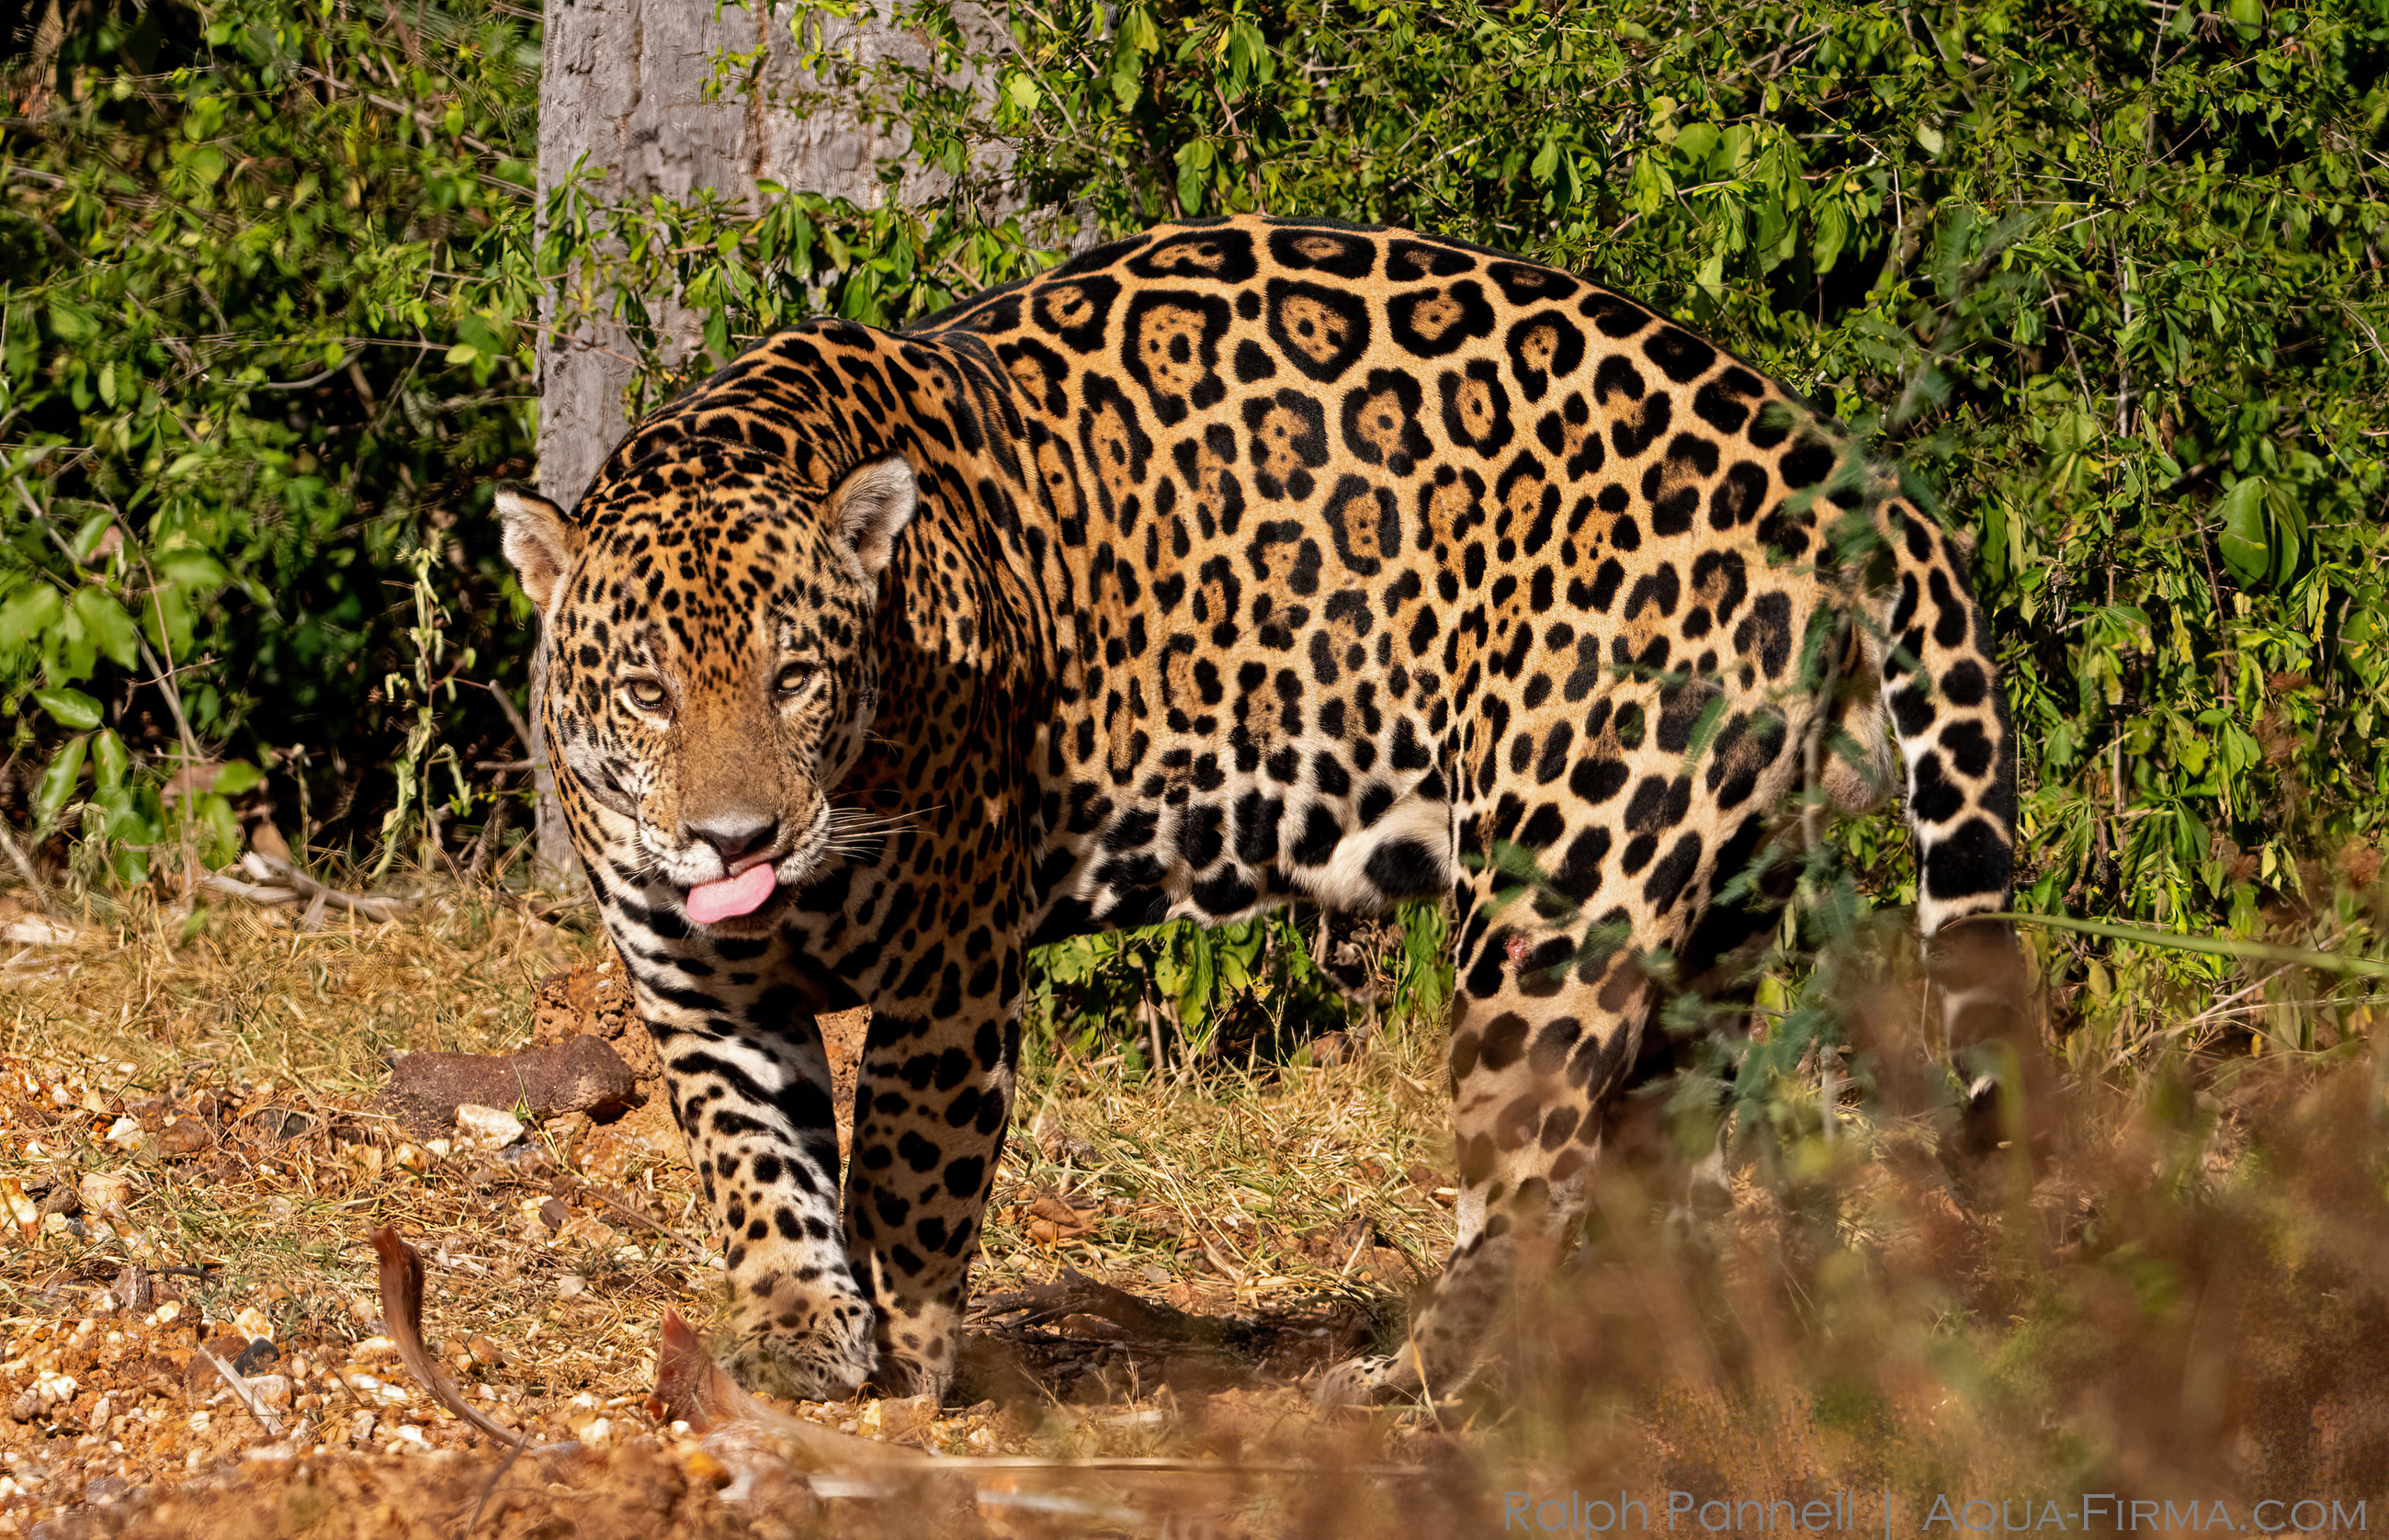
5 0 2388 1054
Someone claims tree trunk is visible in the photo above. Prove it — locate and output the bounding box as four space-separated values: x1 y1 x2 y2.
526 0 958 883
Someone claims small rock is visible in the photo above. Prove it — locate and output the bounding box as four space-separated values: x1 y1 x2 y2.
233 1306 274 1342
556 1274 586 1298
465 1334 504 1368
157 1119 213 1159
185 1343 239 1401
244 1374 292 1413
105 1116 144 1153
391 1144 431 1176
877 1394 939 1443
8 1391 38 1422
0 916 82 946
1035 1125 1099 1164
108 1264 153 1316
374 1038 642 1139
454 1104 525 1151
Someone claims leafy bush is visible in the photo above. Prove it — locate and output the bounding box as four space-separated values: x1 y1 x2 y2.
886 0 2389 1034
1 0 543 873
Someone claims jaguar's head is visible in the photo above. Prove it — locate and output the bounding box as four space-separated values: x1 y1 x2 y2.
496 452 917 933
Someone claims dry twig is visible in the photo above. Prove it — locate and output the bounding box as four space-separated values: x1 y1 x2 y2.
199 851 406 921
191 1343 283 1438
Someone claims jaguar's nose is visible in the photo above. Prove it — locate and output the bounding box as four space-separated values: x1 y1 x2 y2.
686 817 779 867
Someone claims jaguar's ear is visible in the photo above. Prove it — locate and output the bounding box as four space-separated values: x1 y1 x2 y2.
825 456 918 583
496 483 581 611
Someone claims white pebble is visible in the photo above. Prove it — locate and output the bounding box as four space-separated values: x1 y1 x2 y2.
453 1104 525 1150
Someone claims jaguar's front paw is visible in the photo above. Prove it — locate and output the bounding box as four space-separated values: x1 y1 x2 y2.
1313 1353 1412 1409
866 1299 961 1401
722 1288 878 1402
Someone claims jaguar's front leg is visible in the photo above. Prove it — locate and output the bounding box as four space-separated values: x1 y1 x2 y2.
842 983 1023 1398
644 998 878 1400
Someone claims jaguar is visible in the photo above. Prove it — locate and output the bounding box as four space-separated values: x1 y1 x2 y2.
497 214 2018 1407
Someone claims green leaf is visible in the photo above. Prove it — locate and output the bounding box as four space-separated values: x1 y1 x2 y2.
33 735 88 827
2216 478 2271 587
2263 481 2306 583
69 514 116 561
72 585 141 669
34 686 102 730
193 791 242 866
0 585 62 647
47 300 92 342
154 549 229 590
1813 201 1849 274
142 583 197 661
1174 141 1208 214
213 759 266 797
93 729 130 795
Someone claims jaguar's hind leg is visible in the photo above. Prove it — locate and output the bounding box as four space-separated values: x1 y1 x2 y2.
1319 682 1794 1406
1318 878 1672 1405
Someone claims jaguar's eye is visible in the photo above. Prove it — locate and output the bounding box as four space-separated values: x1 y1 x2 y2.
774 662 818 696
623 677 670 712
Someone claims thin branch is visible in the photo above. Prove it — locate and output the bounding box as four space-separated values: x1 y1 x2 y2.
192 1344 284 1438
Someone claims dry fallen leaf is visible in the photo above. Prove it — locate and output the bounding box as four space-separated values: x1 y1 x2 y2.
368 1223 549 1448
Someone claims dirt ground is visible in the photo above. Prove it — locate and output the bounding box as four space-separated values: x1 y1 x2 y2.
0 897 1474 1538
12 889 2389 1535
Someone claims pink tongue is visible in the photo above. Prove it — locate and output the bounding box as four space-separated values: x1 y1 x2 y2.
685 862 777 924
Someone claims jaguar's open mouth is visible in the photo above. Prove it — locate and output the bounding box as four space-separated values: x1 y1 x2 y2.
686 863 778 924
670 807 837 928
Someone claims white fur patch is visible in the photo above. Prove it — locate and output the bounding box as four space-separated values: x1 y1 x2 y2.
1305 792 1457 911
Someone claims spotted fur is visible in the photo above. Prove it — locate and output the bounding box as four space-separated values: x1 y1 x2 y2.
497 215 2018 1406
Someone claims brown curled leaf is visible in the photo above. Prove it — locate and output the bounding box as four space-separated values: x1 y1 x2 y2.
368 1222 539 1447
650 1308 923 1473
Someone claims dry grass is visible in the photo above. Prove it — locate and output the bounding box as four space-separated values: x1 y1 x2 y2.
2 883 2388 1536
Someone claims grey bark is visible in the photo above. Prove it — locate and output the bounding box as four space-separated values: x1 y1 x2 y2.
526 0 983 882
